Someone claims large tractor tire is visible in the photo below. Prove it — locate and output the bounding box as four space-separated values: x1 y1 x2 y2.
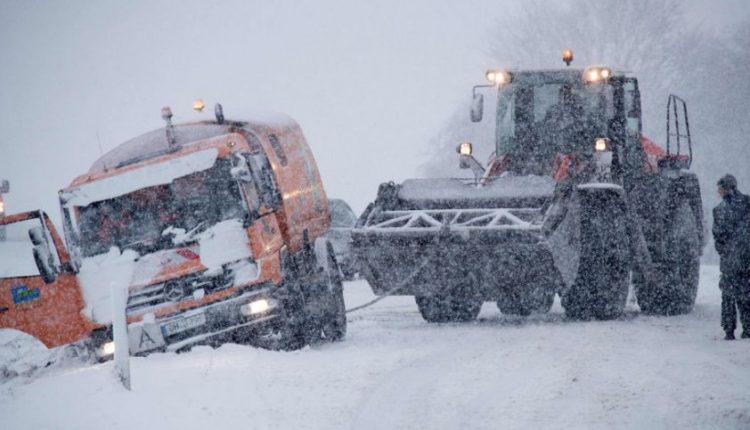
415 279 482 323
497 290 554 316
562 187 630 320
496 264 557 316
635 200 700 315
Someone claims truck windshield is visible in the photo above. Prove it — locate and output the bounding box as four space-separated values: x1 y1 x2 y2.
73 159 248 257
495 81 613 174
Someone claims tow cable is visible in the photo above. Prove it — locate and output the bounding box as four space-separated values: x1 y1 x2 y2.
344 223 447 314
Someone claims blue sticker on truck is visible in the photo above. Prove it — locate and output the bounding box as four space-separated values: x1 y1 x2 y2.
12 284 40 304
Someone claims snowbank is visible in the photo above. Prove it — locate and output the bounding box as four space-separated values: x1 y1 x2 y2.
2 266 748 430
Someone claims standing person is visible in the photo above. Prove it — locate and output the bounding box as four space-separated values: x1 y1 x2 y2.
712 174 750 340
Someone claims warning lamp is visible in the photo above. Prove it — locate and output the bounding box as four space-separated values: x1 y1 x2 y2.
458 142 473 155
485 69 512 86
192 98 206 112
562 49 573 66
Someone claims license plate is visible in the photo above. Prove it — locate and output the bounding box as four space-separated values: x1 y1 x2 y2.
161 313 206 337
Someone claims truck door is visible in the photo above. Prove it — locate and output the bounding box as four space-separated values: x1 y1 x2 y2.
0 211 94 348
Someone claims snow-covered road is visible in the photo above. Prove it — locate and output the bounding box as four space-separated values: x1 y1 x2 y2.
2 265 750 429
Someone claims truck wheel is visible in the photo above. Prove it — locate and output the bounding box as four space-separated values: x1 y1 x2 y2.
250 294 307 351
563 187 630 320
635 201 700 315
321 246 347 341
415 281 482 323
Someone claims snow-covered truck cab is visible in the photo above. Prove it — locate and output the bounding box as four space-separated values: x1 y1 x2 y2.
57 106 346 354
0 210 96 349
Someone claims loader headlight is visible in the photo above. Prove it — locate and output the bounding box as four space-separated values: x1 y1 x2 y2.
458 142 473 155
594 138 610 152
583 66 612 83
485 69 512 86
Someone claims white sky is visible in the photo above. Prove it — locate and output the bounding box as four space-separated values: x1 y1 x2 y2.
1 0 747 219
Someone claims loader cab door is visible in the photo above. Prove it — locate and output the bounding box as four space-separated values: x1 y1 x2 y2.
0 211 93 349
611 77 645 178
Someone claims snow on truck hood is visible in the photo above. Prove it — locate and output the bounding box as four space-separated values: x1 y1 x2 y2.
60 148 219 208
78 219 256 324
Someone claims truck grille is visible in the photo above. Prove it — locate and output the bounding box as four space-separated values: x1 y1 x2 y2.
126 271 233 315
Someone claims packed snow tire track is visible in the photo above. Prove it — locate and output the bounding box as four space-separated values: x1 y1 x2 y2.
2 266 750 430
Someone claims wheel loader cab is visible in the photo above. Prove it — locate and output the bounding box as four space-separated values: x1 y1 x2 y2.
475 68 644 182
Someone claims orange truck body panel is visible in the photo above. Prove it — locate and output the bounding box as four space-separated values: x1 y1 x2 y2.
0 211 97 348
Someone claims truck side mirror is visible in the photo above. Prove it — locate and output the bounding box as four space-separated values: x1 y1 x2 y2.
29 227 57 284
29 226 46 246
230 153 253 182
470 93 484 123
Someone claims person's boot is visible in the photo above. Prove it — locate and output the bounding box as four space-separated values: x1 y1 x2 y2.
741 331 750 339
725 331 736 340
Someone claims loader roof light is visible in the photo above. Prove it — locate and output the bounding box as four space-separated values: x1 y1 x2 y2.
485 69 512 86
594 137 610 152
562 49 573 66
192 98 205 112
583 66 612 83
0 200 4 214
458 142 473 156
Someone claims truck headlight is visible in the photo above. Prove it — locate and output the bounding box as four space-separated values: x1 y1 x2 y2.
240 298 277 316
99 341 115 356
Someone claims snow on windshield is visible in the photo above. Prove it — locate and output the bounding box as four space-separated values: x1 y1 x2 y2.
61 148 219 208
72 155 247 258
196 219 255 276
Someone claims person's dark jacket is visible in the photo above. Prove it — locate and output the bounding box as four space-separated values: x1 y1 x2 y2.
713 190 750 276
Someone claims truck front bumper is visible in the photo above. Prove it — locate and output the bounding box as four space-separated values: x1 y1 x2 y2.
124 287 281 355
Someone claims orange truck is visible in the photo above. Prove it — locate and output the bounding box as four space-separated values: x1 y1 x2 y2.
0 103 346 358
